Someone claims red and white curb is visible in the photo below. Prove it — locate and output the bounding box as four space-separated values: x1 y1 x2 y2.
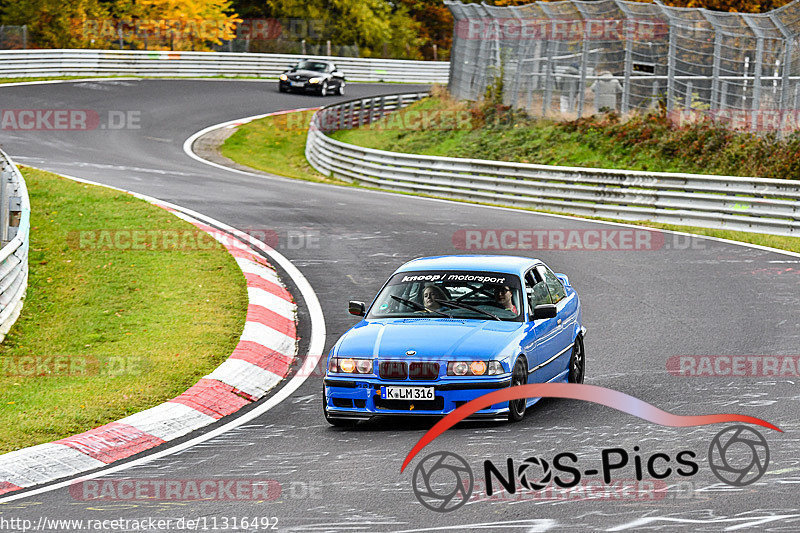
0 200 299 496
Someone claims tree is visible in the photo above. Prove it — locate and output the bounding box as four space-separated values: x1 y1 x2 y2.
397 0 453 60
1 0 110 48
1 0 239 49
262 0 424 58
109 0 240 50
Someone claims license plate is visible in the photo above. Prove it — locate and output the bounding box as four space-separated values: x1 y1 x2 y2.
381 386 434 400
290 81 305 87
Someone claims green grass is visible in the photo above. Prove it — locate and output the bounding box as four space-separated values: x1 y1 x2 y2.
0 167 248 453
224 106 800 255
220 109 348 184
331 93 800 179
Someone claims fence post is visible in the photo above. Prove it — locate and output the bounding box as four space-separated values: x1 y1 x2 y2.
0 173 8 246
577 21 591 119
666 26 676 112
621 21 633 115
751 36 764 132
710 33 722 110
685 80 693 109
769 12 794 134
542 22 556 117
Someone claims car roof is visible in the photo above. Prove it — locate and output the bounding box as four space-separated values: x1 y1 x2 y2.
394 255 542 277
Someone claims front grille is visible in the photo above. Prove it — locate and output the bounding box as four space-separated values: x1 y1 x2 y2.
374 395 444 411
379 361 408 379
409 362 440 380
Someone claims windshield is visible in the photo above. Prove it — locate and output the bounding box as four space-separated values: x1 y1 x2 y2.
295 60 328 72
367 270 523 321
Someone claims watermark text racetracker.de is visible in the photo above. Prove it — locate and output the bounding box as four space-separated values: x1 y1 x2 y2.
0 110 141 131
453 228 705 251
1 355 145 378
668 355 800 377
70 228 320 251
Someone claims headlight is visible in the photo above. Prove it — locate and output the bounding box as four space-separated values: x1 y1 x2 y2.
451 361 469 376
470 361 487 376
328 357 373 374
447 360 505 376
309 77 321 84
279 74 288 81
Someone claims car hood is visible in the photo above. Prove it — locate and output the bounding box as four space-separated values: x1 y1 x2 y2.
287 69 326 78
335 319 523 360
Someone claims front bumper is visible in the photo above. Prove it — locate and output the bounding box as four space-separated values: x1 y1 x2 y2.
279 80 322 92
324 375 513 419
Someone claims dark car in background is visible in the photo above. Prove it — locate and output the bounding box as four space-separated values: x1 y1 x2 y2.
278 60 346 96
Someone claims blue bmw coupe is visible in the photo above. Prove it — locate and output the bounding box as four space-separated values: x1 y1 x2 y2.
323 255 586 425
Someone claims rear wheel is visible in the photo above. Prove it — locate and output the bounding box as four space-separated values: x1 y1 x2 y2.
568 337 585 384
508 357 528 422
323 387 358 427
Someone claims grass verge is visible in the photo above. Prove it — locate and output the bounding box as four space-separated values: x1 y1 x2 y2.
0 167 248 453
331 90 800 180
223 107 800 255
220 109 347 185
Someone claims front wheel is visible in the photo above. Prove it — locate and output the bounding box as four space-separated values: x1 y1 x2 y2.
337 82 345 96
320 81 329 97
568 337 585 384
507 357 528 422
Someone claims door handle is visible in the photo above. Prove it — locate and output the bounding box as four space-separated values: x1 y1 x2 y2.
557 319 562 325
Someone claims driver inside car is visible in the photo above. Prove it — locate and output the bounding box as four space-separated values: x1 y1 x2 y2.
422 283 448 312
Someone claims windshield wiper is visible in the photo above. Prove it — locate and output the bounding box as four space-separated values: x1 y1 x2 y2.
434 298 502 321
390 295 451 318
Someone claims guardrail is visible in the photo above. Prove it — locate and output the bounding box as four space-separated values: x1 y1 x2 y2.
0 150 30 342
306 92 800 237
0 49 450 83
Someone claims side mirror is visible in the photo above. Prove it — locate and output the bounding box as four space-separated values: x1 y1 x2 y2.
349 301 366 317
532 304 557 320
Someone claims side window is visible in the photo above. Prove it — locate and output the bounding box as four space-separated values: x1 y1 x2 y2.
525 270 552 313
541 266 567 304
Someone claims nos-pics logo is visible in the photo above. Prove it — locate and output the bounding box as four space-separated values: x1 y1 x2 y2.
412 425 770 512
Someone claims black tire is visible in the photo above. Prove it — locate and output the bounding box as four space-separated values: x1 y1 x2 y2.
337 82 345 96
323 387 358 427
278 85 287 93
320 81 329 97
568 337 585 384
508 357 528 422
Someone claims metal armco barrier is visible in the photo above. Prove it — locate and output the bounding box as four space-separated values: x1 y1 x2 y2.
0 150 30 342
306 92 800 237
0 49 450 83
